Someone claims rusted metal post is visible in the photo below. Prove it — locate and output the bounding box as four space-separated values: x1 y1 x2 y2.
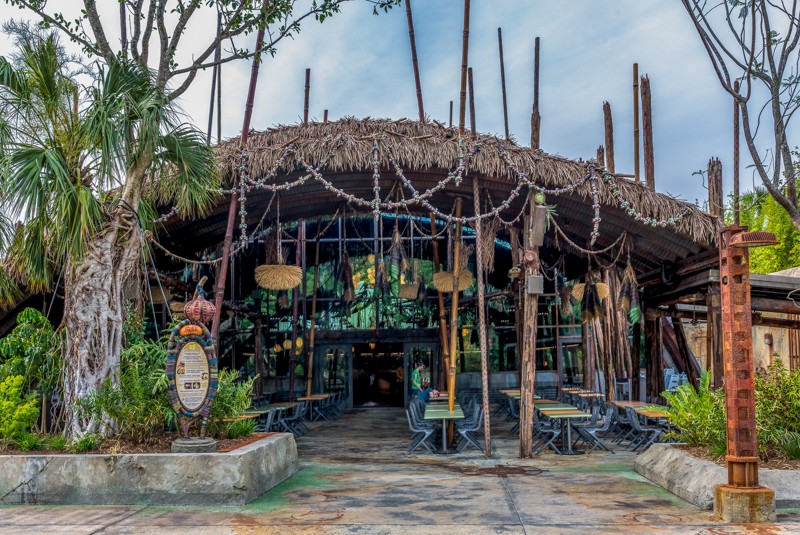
633 63 640 183
211 4 268 341
603 101 615 173
498 28 510 140
405 0 425 123
715 226 776 522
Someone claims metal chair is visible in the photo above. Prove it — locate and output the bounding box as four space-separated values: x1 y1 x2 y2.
625 406 662 451
406 409 436 453
455 405 484 453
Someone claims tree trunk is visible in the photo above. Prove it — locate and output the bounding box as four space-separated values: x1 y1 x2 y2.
61 208 143 437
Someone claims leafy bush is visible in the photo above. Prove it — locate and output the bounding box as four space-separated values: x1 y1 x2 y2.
661 371 727 457
663 365 800 460
14 431 45 451
69 432 102 453
0 308 61 392
46 434 68 451
225 418 257 440
207 369 254 439
0 375 40 441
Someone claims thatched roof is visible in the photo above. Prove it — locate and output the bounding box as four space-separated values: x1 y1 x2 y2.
168 117 720 274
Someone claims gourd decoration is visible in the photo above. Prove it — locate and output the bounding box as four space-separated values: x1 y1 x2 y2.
184 276 216 325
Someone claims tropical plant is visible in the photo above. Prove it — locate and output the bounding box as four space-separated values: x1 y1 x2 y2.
0 374 39 441
207 369 255 439
0 308 61 394
0 29 219 437
661 371 727 457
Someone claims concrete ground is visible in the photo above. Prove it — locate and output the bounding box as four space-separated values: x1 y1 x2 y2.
1 407 799 534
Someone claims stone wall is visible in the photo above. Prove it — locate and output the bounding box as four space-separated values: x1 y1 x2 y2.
0 433 298 505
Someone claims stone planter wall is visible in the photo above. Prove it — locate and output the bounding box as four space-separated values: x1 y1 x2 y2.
634 444 800 510
0 433 298 506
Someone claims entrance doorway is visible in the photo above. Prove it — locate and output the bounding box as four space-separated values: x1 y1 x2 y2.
559 336 583 387
352 343 404 407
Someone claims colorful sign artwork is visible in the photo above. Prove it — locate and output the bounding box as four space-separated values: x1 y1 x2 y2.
176 341 210 412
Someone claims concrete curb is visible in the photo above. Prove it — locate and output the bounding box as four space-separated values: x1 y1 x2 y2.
0 433 298 505
634 444 800 509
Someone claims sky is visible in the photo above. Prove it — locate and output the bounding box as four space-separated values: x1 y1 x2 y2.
0 1 754 206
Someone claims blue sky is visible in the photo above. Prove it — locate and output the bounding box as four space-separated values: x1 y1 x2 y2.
0 1 746 206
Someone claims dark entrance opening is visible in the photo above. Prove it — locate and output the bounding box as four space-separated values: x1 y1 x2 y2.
352 343 405 407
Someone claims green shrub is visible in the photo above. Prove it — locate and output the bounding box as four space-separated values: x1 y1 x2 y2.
225 418 257 440
69 432 102 453
207 369 254 439
780 431 800 460
0 308 61 392
14 432 45 451
661 371 727 457
46 434 68 451
0 375 40 440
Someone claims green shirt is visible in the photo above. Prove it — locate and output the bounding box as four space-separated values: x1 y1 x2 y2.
411 368 421 391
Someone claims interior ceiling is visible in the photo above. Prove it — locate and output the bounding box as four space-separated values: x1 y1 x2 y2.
161 167 712 277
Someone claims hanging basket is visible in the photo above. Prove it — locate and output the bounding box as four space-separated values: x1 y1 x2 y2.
399 282 420 300
432 271 473 293
255 264 303 291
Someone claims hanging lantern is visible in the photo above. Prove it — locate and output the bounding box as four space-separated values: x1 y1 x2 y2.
184 277 216 325
283 339 292 350
369 342 376 350
273 344 283 353
296 338 304 348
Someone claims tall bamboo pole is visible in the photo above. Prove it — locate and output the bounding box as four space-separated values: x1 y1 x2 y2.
448 198 463 413
324 109 328 123
206 14 222 144
473 177 492 457
211 2 268 341
449 101 453 128
531 37 541 150
733 80 741 226
304 68 311 125
633 63 640 183
405 0 425 122
306 218 322 398
603 101 615 173
641 75 655 190
498 28 510 140
289 241 300 401
458 0 471 135
468 67 476 134
431 214 450 391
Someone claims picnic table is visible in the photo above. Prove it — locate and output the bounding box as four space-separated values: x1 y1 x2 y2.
612 400 648 409
635 406 670 419
423 402 465 452
537 405 592 455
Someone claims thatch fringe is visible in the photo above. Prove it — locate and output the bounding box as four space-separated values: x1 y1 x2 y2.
216 118 720 246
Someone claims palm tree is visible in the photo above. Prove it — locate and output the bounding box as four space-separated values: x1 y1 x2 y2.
0 29 219 436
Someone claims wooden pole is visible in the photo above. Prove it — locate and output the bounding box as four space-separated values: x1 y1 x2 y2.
531 37 541 150
448 198 463 413
306 218 322 398
498 28 510 140
519 195 539 458
430 214 450 391
405 0 425 123
468 67 476 135
458 0 471 136
633 63 640 183
473 177 492 457
254 317 263 397
289 242 301 401
217 45 222 143
641 75 655 190
449 101 453 128
603 101 615 173
733 80 741 226
304 68 311 125
708 158 723 218
596 146 605 169
211 3 268 341
206 14 222 145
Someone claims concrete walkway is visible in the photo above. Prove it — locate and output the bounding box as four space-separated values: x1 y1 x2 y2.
1 407 799 534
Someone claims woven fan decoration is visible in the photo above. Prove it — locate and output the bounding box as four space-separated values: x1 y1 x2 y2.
432 244 474 292
254 195 302 291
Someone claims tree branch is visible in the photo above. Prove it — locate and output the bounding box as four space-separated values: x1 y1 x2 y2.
83 0 115 60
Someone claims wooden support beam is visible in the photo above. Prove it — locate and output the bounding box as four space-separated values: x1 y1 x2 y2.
708 158 723 219
519 196 539 458
304 68 311 125
405 0 425 123
531 37 541 150
603 101 615 173
640 75 655 191
633 63 640 183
